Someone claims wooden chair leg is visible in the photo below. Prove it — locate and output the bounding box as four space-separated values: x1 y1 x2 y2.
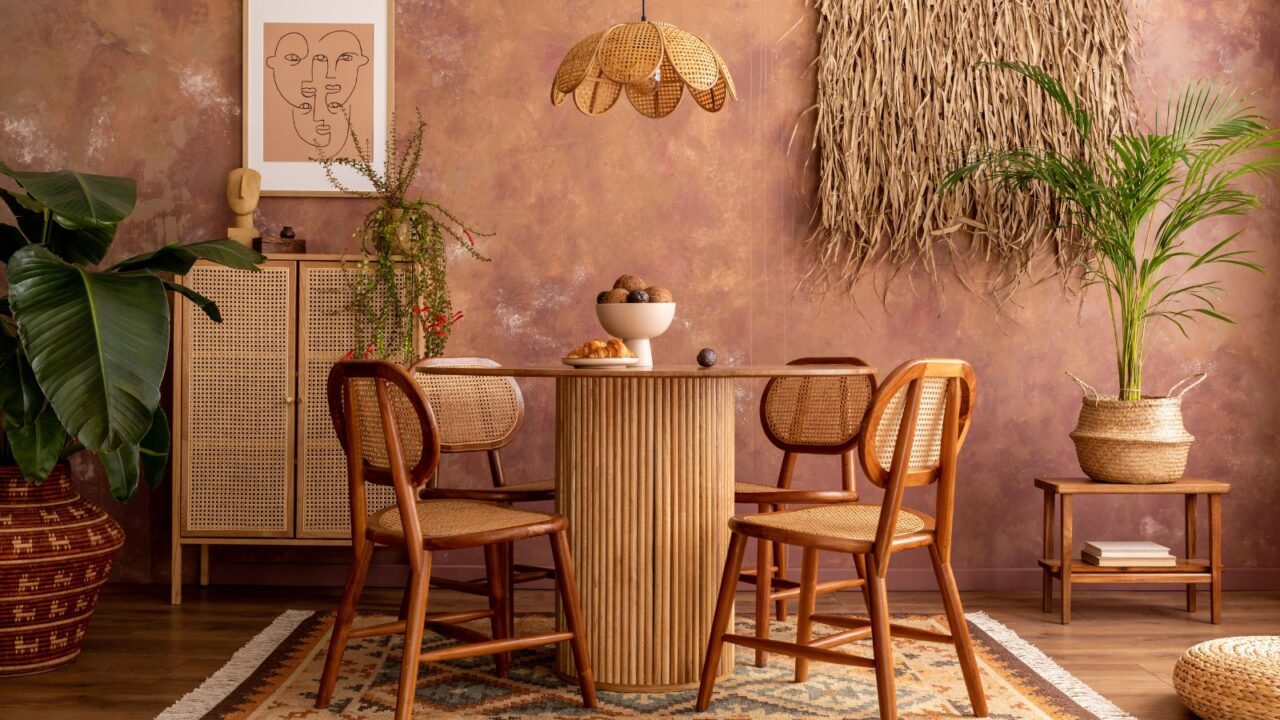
853 553 872 612
794 547 819 682
773 502 783 620
316 539 374 709
865 554 897 720
774 537 789 621
697 532 748 712
754 537 773 667
503 542 516 635
397 573 412 621
484 543 511 678
395 553 432 720
930 545 988 717
549 529 598 708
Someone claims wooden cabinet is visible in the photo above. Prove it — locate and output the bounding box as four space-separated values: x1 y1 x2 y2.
170 255 406 604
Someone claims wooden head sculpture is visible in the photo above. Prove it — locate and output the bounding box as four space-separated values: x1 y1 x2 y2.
226 167 262 244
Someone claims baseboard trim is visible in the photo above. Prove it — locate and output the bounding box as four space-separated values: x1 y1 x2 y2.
180 560 1280 591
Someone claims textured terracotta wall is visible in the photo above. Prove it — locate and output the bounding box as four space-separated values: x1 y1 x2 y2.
1 0 1277 589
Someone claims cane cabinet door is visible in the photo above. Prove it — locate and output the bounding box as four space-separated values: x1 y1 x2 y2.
178 261 296 537
295 262 398 538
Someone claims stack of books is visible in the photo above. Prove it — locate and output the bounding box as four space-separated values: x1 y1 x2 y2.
1082 541 1177 567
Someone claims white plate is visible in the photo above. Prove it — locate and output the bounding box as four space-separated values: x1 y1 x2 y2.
561 357 641 368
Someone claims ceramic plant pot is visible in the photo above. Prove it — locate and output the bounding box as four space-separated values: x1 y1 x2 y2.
0 466 124 676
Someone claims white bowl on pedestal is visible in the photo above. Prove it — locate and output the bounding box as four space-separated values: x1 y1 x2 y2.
596 303 675 369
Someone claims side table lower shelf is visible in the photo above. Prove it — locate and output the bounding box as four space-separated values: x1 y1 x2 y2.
1039 558 1211 584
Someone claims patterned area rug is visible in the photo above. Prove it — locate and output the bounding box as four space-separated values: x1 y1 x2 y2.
157 611 1134 719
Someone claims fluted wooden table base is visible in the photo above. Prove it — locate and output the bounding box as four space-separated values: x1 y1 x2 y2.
554 376 735 692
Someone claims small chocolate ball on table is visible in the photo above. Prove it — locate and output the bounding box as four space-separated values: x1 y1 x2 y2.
613 274 648 292
697 348 718 368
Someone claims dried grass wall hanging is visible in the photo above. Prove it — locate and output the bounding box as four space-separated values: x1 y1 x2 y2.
804 0 1136 298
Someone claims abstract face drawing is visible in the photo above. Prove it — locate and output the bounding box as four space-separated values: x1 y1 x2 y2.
265 26 369 159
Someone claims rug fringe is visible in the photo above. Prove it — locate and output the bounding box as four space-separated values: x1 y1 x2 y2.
156 609 314 720
966 612 1136 720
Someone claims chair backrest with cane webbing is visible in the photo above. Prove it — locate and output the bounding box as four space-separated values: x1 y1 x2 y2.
756 357 877 495
857 359 976 570
409 357 524 453
760 357 877 454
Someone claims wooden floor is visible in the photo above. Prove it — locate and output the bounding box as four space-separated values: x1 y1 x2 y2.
4 585 1276 719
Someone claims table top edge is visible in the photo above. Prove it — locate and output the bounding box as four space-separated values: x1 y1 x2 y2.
413 364 878 378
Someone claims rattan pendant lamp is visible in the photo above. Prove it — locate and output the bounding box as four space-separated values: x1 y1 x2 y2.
551 0 737 118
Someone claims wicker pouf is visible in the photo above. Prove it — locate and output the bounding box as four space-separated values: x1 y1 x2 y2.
1173 636 1280 720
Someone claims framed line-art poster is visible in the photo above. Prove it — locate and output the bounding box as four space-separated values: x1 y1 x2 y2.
243 0 393 196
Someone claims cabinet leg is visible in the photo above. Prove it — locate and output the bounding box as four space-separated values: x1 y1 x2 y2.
199 544 210 587
170 541 183 606
1060 495 1073 625
1185 494 1197 613
1209 494 1222 624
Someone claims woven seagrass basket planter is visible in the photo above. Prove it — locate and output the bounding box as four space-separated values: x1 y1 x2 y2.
1068 374 1204 484
1173 636 1280 720
0 465 124 676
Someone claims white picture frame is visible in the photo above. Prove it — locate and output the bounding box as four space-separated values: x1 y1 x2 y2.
243 0 393 196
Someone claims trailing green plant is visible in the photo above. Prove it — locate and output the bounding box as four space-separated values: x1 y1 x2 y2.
322 113 489 362
0 161 264 499
942 62 1279 400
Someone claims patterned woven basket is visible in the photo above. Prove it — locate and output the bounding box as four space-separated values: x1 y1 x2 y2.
0 466 124 676
1067 373 1205 484
1174 636 1280 720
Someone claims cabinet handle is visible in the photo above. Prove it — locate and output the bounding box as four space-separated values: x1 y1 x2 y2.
284 396 295 404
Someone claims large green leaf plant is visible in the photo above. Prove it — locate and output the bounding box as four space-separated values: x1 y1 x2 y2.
942 63 1279 400
0 162 264 500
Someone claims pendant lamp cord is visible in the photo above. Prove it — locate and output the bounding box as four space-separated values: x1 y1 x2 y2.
641 0 647 21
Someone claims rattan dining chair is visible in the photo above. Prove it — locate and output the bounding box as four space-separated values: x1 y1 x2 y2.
317 360 596 720
408 357 556 619
698 359 988 720
736 357 876 667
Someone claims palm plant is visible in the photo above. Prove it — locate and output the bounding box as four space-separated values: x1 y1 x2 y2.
1 161 264 499
942 62 1279 400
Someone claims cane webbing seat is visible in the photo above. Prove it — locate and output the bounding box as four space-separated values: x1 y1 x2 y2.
371 499 558 541
735 481 784 495
733 481 860 505
1174 636 1280 720
422 478 556 502
732 503 931 550
508 478 554 493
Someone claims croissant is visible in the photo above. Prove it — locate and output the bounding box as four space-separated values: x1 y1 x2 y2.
567 338 636 359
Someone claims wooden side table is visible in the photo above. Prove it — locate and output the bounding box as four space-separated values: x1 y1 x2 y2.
1036 477 1229 624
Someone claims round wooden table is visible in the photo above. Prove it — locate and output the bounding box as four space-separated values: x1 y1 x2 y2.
416 364 875 692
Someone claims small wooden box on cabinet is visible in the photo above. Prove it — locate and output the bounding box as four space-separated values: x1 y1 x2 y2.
170 254 416 604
